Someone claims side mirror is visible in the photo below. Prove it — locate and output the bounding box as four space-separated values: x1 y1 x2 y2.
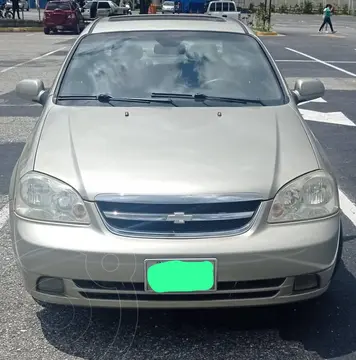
292 78 325 104
15 79 47 105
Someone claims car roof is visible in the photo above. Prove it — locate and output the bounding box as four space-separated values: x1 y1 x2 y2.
85 14 253 35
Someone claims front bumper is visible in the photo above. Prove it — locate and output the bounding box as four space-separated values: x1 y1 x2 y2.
44 21 77 29
10 200 341 309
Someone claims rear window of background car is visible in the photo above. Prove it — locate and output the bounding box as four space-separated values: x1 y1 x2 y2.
209 2 235 11
46 1 71 9
98 2 110 8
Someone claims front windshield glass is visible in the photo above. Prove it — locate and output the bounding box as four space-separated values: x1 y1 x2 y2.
58 31 286 106
163 1 174 5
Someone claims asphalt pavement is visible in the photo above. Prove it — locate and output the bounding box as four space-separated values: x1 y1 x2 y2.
1 15 356 360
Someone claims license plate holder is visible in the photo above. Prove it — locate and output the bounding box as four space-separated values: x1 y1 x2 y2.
144 258 217 293
56 25 64 29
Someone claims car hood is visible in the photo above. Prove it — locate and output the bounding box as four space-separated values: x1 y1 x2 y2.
34 105 319 201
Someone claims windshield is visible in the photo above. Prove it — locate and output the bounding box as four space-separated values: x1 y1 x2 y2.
58 31 286 107
46 1 71 9
163 1 174 5
83 1 92 8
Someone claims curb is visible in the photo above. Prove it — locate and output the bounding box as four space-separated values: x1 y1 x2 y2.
0 27 43 32
255 31 278 36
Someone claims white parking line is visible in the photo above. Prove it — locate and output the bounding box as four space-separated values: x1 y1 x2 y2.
276 59 356 64
339 190 356 226
0 202 9 231
0 47 67 74
0 104 40 107
276 60 315 63
300 109 356 126
299 97 327 105
285 48 356 77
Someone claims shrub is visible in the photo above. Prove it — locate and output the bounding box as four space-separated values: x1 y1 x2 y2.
342 4 349 14
302 0 313 13
278 4 288 13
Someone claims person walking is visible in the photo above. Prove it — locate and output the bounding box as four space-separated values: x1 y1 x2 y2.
12 0 21 19
319 4 336 33
323 5 329 32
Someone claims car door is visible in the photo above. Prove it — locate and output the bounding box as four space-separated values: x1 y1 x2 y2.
97 1 111 16
83 1 93 19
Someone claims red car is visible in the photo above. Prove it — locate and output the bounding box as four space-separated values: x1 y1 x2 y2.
43 0 86 35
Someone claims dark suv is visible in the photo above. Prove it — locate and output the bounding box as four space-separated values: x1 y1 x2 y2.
43 0 85 35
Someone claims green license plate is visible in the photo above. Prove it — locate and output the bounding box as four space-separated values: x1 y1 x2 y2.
145 258 217 293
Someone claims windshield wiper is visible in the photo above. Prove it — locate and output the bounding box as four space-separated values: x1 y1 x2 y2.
151 92 265 105
57 94 178 106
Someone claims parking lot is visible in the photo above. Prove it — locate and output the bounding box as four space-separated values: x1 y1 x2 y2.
1 15 356 360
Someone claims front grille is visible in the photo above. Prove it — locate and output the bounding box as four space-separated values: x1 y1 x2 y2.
95 195 262 238
73 278 285 302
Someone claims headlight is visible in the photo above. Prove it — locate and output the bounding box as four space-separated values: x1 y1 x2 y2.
268 170 339 223
15 172 90 224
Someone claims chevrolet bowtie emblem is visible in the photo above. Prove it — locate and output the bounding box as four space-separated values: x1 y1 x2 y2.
166 212 193 224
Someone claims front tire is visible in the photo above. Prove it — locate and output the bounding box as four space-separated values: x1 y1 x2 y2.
43 27 50 34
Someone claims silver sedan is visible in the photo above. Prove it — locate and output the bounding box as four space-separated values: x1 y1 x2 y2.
10 14 342 310
161 0 175 13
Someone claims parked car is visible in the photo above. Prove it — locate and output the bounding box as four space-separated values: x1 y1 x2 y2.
81 0 92 20
162 0 175 13
81 0 128 20
4 0 29 12
43 0 86 34
20 0 29 10
12 14 342 310
206 0 241 18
